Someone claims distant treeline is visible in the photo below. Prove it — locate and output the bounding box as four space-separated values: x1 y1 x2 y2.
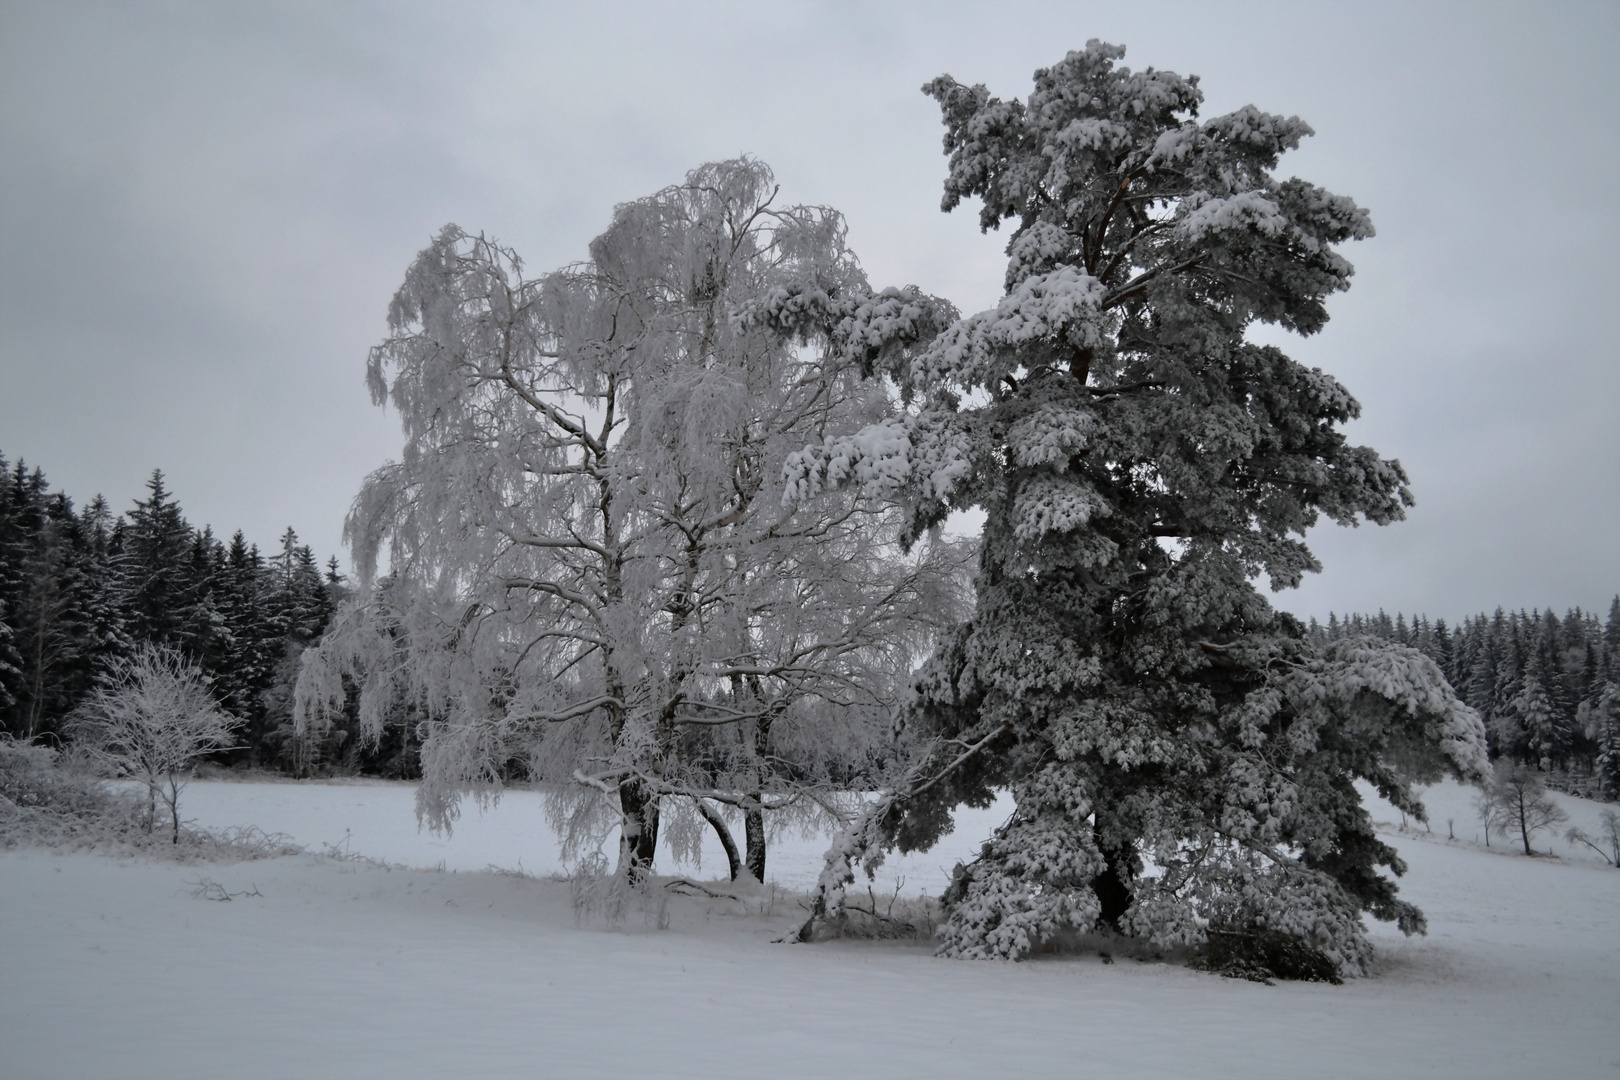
1307 604 1620 797
6 451 1617 795
0 454 410 776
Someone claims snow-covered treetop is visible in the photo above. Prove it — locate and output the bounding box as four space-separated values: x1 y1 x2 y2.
790 40 1408 597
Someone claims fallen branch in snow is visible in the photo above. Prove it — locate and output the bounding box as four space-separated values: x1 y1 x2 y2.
663 878 742 901
486 861 542 879
1566 811 1620 867
184 875 262 902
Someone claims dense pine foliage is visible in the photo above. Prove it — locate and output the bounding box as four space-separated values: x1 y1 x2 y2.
1308 603 1620 799
0 454 388 774
794 43 1493 972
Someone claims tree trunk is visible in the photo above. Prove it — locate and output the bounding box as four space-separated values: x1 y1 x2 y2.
165 778 180 844
618 778 660 881
696 799 741 881
744 805 766 883
1091 836 1136 929
744 685 774 883
1069 344 1094 385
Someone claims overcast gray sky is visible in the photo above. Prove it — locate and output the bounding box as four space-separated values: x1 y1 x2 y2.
2 0 1615 624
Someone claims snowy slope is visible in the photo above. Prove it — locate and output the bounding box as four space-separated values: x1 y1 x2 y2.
1 779 1615 1079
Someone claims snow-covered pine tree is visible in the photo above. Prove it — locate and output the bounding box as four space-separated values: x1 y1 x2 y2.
1431 618 1456 685
298 159 968 879
13 512 96 740
180 527 230 682
113 471 201 656
793 42 1487 974
1606 597 1620 671
216 533 272 725
1516 637 1571 770
75 495 132 694
1594 682 1620 801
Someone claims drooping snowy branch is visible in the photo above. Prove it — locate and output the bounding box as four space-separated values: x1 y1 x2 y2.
300 159 971 881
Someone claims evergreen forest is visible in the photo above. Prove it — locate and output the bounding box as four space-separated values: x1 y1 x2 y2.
1307 605 1620 799
0 454 414 775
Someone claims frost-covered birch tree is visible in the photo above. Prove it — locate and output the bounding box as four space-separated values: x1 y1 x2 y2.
793 43 1488 975
297 159 967 881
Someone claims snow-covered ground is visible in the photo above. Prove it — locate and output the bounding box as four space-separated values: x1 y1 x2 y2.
2 779 1616 1079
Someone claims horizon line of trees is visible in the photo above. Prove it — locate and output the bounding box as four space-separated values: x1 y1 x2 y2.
0 453 400 775
6 446 1616 803
1306 602 1620 798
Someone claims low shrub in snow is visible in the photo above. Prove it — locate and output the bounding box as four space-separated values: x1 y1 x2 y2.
0 737 298 861
1193 928 1343 986
567 853 672 930
0 737 145 848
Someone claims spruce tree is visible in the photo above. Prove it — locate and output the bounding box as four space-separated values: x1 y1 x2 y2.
0 459 41 725
114 471 196 652
1515 646 1568 771
1594 681 1620 800
1606 597 1620 670
76 495 132 681
1492 616 1527 758
217 531 278 730
1432 618 1456 686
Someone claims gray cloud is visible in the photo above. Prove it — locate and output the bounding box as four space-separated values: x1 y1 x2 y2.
3 0 1614 622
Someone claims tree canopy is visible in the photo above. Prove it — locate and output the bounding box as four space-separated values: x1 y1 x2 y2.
298 159 969 880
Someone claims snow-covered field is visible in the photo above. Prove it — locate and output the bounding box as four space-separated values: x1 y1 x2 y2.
2 779 1616 1079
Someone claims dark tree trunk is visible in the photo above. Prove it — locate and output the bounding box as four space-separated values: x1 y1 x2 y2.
1091 839 1136 929
618 778 660 880
1069 344 1094 385
745 805 766 883
696 799 741 881
165 779 180 844
743 675 774 883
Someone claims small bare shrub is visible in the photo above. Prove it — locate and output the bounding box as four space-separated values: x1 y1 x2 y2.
0 736 144 848
1194 927 1343 985
0 735 297 860
1483 761 1570 855
800 881 939 942
568 852 628 927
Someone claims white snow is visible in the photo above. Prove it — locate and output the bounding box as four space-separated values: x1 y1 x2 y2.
2 778 1615 1079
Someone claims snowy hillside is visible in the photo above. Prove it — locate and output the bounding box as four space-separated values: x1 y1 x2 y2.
2 779 1615 1079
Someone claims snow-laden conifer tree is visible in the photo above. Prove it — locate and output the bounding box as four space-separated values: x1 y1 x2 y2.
297 159 968 880
793 43 1487 975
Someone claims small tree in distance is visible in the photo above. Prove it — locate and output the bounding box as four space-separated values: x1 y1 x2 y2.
1472 781 1505 848
1486 760 1569 856
68 645 239 843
